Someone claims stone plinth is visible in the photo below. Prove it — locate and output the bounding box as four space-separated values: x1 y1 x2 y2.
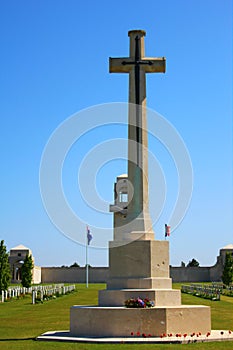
70 239 212 338
99 288 181 306
70 238 211 337
98 240 174 306
99 239 179 307
107 277 172 289
70 305 211 337
109 240 170 282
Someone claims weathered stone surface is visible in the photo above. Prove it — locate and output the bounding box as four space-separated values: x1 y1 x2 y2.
108 240 170 281
106 277 172 289
70 305 211 337
99 288 181 307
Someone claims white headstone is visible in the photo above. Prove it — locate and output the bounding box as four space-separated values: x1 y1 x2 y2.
32 290 36 304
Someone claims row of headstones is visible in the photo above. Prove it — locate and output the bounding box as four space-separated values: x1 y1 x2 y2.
1 289 22 302
1 284 65 303
32 285 76 304
181 284 221 300
211 282 233 291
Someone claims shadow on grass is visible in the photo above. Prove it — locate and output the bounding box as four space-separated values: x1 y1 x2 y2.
0 338 36 341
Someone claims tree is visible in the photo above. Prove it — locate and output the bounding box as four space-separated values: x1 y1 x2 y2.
187 258 199 267
222 252 233 286
0 240 11 291
21 254 34 288
70 262 80 267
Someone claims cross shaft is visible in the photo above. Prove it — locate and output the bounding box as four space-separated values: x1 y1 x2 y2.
109 30 166 236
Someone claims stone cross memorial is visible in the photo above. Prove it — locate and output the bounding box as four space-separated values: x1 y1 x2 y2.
70 30 211 338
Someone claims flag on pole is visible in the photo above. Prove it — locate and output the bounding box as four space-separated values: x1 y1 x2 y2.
165 224 170 238
87 225 93 245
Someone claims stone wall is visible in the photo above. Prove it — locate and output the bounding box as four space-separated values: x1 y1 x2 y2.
41 265 220 284
170 266 211 283
41 267 109 283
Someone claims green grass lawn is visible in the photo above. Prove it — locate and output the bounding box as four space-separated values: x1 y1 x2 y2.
0 283 232 350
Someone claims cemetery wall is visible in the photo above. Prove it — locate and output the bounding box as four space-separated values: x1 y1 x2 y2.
170 266 212 282
41 265 221 283
41 267 109 283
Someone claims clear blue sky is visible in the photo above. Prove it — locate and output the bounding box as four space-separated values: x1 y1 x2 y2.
1 0 232 267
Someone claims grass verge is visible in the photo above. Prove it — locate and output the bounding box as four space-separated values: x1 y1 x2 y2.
0 283 232 350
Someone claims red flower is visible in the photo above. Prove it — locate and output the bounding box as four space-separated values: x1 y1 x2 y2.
183 334 187 338
229 330 232 334
199 332 202 336
136 331 140 336
176 333 179 337
163 333 167 337
142 333 146 338
148 334 152 337
206 332 211 337
131 332 134 336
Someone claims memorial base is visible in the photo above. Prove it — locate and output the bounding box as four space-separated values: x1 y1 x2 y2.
70 305 211 337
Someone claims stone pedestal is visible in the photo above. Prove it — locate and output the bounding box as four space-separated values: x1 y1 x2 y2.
70 305 211 337
99 288 181 307
70 239 211 337
108 240 170 279
99 240 179 306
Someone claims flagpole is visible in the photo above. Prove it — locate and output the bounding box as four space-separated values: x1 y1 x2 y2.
86 225 93 288
86 232 89 288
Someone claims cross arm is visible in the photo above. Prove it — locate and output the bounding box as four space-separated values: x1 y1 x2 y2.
143 57 166 73
109 56 166 73
109 58 133 73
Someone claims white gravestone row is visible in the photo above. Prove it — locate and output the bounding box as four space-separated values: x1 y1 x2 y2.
181 284 221 300
32 284 76 304
211 282 233 291
0 284 75 303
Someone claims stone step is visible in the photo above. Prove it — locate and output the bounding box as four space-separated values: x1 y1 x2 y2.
98 288 181 306
107 277 172 289
70 305 211 337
